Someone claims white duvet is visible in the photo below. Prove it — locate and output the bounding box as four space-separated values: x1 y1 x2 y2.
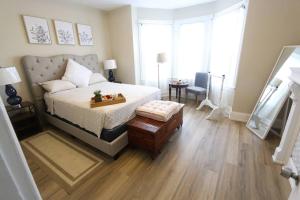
44 82 160 137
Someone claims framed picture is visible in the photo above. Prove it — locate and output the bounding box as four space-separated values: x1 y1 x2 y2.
23 15 51 44
77 24 93 46
54 20 75 45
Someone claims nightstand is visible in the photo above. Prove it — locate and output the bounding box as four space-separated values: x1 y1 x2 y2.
6 101 42 140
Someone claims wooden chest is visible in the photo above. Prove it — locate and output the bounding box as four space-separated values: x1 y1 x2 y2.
127 107 183 159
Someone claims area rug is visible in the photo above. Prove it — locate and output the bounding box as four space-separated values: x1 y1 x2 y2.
22 131 103 193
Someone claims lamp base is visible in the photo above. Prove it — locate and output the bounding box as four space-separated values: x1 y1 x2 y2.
5 84 22 106
108 69 115 82
5 84 16 96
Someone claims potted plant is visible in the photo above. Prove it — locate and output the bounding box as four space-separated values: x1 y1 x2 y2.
94 90 102 102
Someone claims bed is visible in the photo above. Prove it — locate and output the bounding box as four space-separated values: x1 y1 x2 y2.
22 54 160 158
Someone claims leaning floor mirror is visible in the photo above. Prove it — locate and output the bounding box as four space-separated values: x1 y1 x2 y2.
247 46 300 139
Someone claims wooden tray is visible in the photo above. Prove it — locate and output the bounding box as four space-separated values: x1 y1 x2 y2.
90 93 126 108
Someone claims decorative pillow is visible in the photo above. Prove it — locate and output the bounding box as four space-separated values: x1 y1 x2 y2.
136 100 183 122
89 73 107 85
62 59 92 87
39 80 76 94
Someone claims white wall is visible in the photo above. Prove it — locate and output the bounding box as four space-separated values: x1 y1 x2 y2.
136 0 242 21
137 8 173 21
233 0 300 114
173 2 216 20
0 0 111 102
107 6 136 84
0 156 23 200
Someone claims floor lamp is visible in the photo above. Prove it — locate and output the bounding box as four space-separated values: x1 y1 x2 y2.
157 52 166 89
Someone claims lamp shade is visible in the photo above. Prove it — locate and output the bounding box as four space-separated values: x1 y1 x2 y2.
157 53 167 63
0 66 21 85
103 60 117 70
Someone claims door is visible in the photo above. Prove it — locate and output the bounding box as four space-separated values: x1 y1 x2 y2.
0 97 41 199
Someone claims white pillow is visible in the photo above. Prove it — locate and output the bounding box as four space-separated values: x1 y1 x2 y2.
62 59 92 87
39 80 76 94
89 73 107 85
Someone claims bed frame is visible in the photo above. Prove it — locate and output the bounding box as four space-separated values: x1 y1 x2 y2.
22 54 128 158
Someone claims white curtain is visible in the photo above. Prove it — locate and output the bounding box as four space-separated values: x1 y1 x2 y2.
139 23 172 95
174 21 209 81
209 6 246 114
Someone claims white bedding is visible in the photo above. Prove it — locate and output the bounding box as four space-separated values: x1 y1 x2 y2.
44 82 160 137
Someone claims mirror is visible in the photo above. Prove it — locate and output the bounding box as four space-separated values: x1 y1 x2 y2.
247 46 300 139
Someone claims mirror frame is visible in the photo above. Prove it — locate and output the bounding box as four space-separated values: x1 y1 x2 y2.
246 45 299 139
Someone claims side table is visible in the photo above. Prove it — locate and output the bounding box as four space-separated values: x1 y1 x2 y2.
169 83 189 103
6 101 42 140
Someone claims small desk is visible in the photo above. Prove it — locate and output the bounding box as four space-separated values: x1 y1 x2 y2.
169 83 189 103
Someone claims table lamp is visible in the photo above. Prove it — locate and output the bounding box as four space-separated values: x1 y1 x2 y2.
104 59 117 82
157 52 167 88
0 66 22 107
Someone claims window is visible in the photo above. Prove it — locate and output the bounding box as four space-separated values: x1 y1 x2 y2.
209 5 246 112
209 6 246 88
137 3 246 112
138 22 172 92
174 21 210 80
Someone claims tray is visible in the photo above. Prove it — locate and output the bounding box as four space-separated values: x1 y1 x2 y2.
90 93 126 108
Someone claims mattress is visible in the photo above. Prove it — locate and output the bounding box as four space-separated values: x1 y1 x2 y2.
44 82 161 138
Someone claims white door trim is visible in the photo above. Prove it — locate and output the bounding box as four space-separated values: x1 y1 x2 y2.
0 97 41 200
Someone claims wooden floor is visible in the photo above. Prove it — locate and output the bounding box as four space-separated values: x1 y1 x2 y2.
24 102 291 200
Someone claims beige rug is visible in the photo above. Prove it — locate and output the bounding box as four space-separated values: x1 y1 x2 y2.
22 131 103 193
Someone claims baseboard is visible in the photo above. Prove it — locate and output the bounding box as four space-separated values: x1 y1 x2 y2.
229 111 250 123
287 158 298 188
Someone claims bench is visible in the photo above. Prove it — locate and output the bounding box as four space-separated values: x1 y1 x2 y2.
127 106 183 159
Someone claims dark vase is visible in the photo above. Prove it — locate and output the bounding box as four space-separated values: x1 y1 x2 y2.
108 69 115 82
7 95 22 106
5 84 22 106
5 84 17 96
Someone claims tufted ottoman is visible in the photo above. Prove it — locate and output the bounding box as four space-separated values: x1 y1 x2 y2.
127 101 184 159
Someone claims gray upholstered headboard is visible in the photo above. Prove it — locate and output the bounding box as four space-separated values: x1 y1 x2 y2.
22 54 100 120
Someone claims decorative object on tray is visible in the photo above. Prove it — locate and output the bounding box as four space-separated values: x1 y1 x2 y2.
169 78 188 85
54 20 75 45
104 59 117 82
93 90 102 102
23 15 51 44
77 24 93 46
0 66 22 107
90 93 126 108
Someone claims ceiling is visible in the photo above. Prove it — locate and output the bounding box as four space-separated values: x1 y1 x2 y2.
57 0 217 10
